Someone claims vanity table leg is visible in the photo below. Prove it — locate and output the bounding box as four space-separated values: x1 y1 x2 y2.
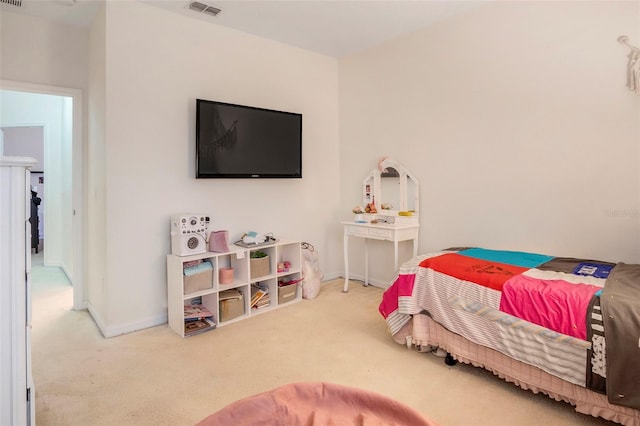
343 230 349 292
394 240 399 271
364 238 369 286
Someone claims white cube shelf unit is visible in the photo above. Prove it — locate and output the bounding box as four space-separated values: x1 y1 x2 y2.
167 240 302 337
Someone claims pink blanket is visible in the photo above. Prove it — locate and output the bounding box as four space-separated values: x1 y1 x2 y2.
196 382 438 426
500 274 600 340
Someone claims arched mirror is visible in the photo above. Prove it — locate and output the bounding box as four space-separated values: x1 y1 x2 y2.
362 158 419 222
380 166 401 211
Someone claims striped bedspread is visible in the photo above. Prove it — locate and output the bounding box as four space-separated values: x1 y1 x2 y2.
379 248 640 410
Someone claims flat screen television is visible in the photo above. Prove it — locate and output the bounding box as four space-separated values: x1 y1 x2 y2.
196 99 302 178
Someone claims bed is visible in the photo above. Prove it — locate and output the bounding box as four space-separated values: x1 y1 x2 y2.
195 382 439 425
379 247 640 426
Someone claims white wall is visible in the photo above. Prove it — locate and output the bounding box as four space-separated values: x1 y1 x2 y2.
86 5 108 326
93 2 340 335
339 1 640 285
0 11 88 90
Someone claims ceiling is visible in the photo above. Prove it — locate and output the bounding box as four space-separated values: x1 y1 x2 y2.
0 0 485 58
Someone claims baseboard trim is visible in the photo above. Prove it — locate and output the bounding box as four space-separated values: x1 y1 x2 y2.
321 271 391 289
83 274 378 338
86 302 107 337
339 274 389 288
104 315 168 338
61 264 72 283
320 272 340 282
86 303 167 338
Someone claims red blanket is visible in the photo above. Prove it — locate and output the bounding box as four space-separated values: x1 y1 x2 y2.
419 253 527 291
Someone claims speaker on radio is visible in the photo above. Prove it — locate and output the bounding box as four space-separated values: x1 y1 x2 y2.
170 214 210 256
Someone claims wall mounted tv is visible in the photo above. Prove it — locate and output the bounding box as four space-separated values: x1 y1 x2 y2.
196 99 302 178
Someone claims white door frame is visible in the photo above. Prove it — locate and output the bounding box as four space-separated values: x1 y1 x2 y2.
1 79 85 310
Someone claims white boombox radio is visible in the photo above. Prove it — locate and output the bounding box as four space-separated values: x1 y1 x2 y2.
170 214 210 256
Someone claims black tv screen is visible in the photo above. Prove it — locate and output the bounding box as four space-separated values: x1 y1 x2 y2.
196 99 302 178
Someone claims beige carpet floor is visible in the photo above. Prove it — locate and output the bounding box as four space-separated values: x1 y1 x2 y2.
31 253 614 425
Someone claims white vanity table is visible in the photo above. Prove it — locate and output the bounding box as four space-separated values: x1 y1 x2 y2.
342 220 418 292
342 158 419 292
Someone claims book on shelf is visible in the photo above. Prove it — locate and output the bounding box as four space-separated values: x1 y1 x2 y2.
184 317 216 336
184 304 214 321
254 294 270 309
250 290 267 307
184 301 216 335
250 283 270 308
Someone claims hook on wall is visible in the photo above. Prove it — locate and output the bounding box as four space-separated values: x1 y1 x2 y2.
618 35 640 95
618 35 639 53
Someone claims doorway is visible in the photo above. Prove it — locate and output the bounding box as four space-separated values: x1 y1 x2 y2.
0 80 84 310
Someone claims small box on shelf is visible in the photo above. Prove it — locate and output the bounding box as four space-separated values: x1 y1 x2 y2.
219 289 244 321
278 281 298 304
250 252 270 279
183 260 213 294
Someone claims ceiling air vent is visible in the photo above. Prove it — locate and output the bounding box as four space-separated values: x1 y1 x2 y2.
0 0 22 7
188 1 221 17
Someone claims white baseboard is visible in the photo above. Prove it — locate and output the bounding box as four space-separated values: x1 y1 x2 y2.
61 264 72 284
101 314 168 338
320 272 341 282
86 302 107 337
320 272 389 288
339 273 389 288
86 303 167 338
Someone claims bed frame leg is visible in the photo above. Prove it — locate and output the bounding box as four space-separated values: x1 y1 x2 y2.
444 353 457 366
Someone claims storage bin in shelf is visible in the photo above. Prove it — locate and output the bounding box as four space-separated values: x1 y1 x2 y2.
183 259 214 295
250 247 274 280
219 288 245 322
278 275 302 305
278 274 302 305
250 256 269 279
